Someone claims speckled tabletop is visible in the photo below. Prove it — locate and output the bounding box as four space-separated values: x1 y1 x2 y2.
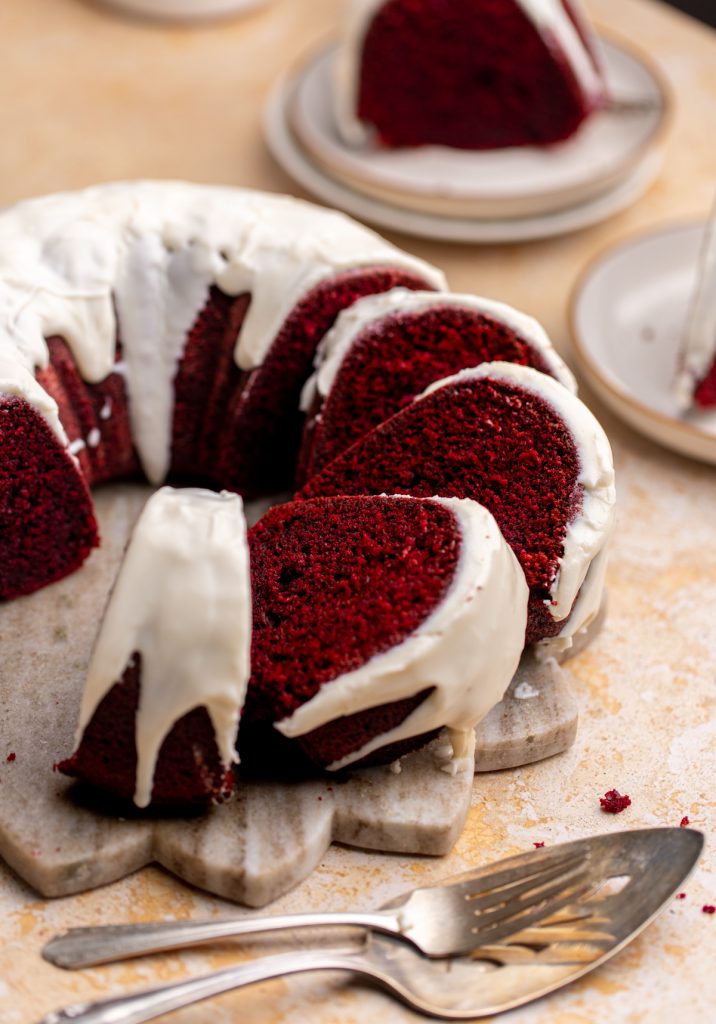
1 1 715 1021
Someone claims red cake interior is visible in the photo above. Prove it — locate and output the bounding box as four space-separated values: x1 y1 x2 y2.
243 495 461 768
300 375 582 644
169 286 251 484
357 0 601 149
0 396 99 600
299 304 556 482
56 656 233 807
211 266 433 497
36 336 141 488
1 264 432 604
693 355 716 408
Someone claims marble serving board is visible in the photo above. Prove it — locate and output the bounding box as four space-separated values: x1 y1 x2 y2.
0 485 578 906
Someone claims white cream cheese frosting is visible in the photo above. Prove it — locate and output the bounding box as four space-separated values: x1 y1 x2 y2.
675 207 716 411
275 496 529 774
300 288 577 412
0 181 444 484
75 486 252 808
334 0 605 146
421 362 615 648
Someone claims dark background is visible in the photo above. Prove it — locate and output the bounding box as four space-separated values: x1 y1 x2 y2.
662 0 716 27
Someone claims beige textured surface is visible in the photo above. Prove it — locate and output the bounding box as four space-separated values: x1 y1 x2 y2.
1 0 715 1021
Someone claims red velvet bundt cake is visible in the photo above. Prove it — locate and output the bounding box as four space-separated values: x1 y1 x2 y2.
0 181 442 601
335 0 607 149
298 288 577 484
57 487 252 808
300 362 615 652
3 181 618 814
59 489 528 805
675 206 716 410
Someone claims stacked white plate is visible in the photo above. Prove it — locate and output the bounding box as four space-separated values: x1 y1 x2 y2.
264 36 671 243
98 0 271 20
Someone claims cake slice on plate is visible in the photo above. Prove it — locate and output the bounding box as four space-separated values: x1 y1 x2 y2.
334 0 607 149
675 206 716 411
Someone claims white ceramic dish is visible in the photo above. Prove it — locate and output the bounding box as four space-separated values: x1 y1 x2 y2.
570 221 716 464
97 0 270 20
289 37 670 221
264 74 664 244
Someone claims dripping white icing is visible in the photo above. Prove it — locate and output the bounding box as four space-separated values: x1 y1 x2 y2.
0 181 443 483
276 496 529 773
75 486 252 808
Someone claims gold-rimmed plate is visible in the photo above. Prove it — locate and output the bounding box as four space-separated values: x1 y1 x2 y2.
264 71 665 244
289 35 671 221
569 220 716 464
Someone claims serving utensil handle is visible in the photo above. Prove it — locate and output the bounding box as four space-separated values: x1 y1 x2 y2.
37 949 374 1024
43 911 397 969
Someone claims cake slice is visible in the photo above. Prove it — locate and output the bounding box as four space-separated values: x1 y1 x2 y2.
298 288 576 483
243 494 528 773
300 362 615 652
335 0 607 149
57 487 252 808
675 207 716 410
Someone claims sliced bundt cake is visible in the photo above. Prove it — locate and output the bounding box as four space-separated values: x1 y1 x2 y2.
243 494 528 774
297 288 576 484
59 490 528 805
300 362 615 652
0 182 442 601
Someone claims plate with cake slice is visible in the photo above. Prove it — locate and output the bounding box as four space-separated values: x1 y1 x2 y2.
288 35 670 222
569 218 716 464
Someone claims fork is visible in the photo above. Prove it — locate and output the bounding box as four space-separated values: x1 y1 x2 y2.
44 845 591 968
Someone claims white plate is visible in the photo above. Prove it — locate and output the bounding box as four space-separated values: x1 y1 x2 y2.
264 73 665 244
97 0 270 20
569 221 716 464
289 38 670 220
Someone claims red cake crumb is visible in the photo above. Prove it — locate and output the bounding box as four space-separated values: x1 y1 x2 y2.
676 893 687 900
702 905 715 915
680 816 690 827
6 753 16 763
600 789 631 814
533 841 545 848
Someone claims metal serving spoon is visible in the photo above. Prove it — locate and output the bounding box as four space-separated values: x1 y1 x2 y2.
38 828 702 1023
